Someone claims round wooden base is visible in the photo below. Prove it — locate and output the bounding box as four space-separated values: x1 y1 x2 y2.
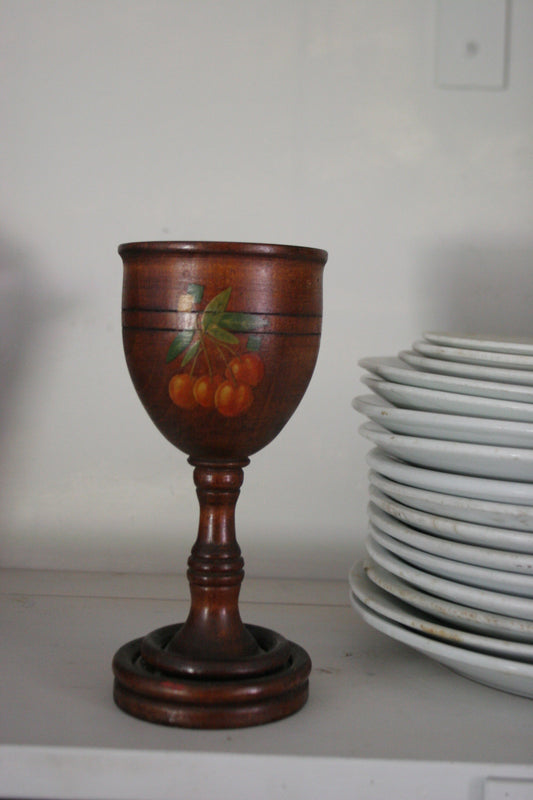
112 623 312 728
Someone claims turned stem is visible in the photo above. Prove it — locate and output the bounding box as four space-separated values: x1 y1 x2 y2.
167 458 261 660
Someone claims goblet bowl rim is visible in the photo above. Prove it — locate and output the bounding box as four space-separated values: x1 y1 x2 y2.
118 240 328 263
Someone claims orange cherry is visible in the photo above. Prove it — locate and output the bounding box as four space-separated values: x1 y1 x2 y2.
240 352 264 387
226 352 264 387
168 373 197 409
225 356 246 384
214 380 254 417
193 374 223 408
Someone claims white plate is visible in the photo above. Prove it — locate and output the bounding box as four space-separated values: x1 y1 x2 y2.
353 393 533 448
359 356 533 403
360 421 533 482
368 522 533 598
414 340 533 371
362 556 533 642
349 585 533 699
367 448 533 506
350 560 533 662
424 332 533 356
400 350 533 386
362 375 533 423
369 484 533 554
369 495 533 571
366 535 533 621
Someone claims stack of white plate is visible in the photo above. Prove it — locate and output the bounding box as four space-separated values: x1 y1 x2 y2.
350 332 533 698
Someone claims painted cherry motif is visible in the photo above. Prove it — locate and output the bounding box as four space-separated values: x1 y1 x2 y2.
193 374 223 409
168 373 197 410
167 285 266 417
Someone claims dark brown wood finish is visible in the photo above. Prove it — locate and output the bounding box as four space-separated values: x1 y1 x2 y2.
113 241 327 728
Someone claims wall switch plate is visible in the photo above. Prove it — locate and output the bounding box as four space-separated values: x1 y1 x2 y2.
435 0 509 89
484 778 533 800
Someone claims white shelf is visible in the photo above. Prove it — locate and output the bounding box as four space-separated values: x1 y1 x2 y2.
2 568 533 799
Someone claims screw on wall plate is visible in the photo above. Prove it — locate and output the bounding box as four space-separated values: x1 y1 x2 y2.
435 0 509 89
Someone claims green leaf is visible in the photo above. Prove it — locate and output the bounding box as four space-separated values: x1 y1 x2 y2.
187 283 204 304
204 287 232 315
166 330 194 362
219 312 268 332
181 339 200 367
201 287 232 331
246 335 262 352
207 324 239 346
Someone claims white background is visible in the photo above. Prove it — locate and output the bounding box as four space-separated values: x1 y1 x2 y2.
1 0 532 579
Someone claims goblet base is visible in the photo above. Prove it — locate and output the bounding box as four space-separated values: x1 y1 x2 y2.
112 623 312 728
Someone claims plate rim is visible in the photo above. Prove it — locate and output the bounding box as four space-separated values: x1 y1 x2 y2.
414 340 533 370
359 355 533 402
349 589 533 698
366 448 533 504
360 421 533 482
368 484 533 555
353 392 533 445
361 375 533 421
424 331 533 356
349 559 533 661
360 554 533 640
400 350 533 386
368 521 533 597
366 535 533 621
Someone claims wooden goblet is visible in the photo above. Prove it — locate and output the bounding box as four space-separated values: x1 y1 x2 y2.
113 241 327 728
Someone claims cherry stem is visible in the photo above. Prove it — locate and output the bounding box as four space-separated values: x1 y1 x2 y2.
207 334 238 357
199 334 213 377
213 343 240 386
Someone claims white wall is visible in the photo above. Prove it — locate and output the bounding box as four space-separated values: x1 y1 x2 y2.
1 0 532 579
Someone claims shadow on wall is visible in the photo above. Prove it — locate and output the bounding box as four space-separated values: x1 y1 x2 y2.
0 234 67 498
416 240 533 336
0 236 38 440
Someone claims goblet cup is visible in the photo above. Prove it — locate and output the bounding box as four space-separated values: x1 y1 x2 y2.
113 241 327 728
